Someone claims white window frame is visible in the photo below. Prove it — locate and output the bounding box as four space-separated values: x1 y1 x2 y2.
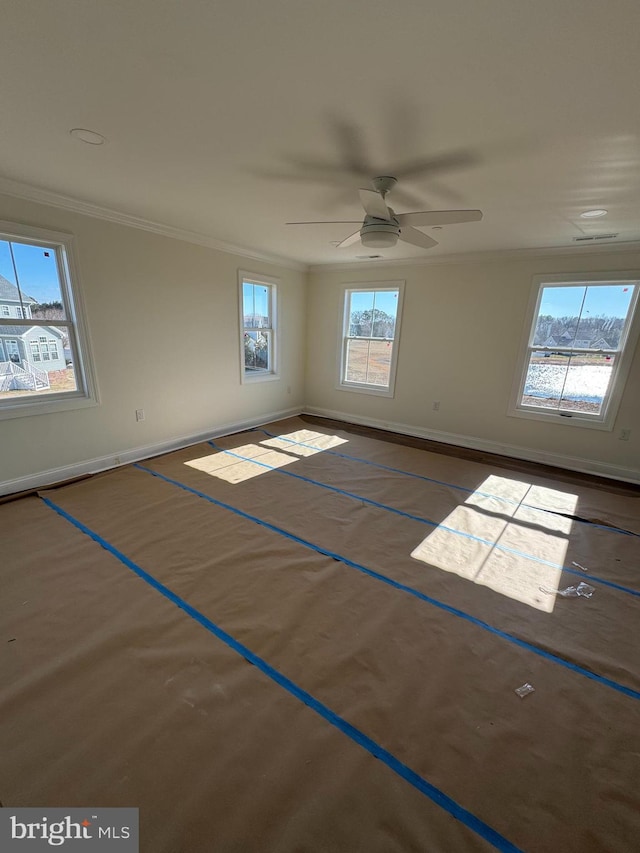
508 271 640 431
337 281 405 398
0 221 98 420
238 270 279 384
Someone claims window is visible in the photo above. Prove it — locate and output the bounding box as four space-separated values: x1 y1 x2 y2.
509 273 640 429
338 282 404 397
238 271 278 382
0 221 97 419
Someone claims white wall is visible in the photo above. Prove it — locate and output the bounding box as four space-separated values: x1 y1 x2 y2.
0 194 306 492
305 251 640 482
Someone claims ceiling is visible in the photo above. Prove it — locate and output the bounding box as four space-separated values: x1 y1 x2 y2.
2 0 640 267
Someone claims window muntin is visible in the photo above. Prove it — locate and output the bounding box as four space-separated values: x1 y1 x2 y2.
239 272 278 382
339 283 404 396
0 222 96 418
510 275 640 428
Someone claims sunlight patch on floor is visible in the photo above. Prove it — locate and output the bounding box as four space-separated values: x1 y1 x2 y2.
411 475 578 612
184 443 297 483
259 430 348 457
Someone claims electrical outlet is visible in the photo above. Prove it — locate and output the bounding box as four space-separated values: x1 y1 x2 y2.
619 428 631 441
114 455 121 466
432 401 440 411
136 409 145 422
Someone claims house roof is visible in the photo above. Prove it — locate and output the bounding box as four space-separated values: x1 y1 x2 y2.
0 325 64 339
0 274 37 304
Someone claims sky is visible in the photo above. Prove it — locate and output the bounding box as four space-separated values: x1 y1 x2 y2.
539 284 635 321
349 289 399 318
0 240 63 303
243 282 269 321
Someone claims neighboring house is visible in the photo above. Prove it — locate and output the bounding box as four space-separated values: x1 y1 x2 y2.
0 274 37 319
0 324 66 369
0 275 67 391
591 337 613 350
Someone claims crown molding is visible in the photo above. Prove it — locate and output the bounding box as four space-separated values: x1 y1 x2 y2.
0 175 307 272
308 239 640 274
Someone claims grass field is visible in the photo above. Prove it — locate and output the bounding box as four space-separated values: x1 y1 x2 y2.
346 340 393 386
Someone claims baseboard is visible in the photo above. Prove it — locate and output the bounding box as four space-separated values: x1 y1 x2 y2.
1 406 303 498
303 406 640 485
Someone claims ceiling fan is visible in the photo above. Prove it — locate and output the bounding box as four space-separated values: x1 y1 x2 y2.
286 176 482 250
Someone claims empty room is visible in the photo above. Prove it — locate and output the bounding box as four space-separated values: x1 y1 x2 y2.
1 2 639 851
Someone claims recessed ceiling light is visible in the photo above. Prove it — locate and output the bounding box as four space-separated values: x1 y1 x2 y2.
70 128 106 145
432 226 443 231
580 209 608 218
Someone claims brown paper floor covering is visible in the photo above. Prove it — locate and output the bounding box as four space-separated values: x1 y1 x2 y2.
1 416 639 852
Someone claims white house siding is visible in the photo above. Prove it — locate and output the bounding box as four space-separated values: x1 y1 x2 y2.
0 326 66 371
22 327 66 371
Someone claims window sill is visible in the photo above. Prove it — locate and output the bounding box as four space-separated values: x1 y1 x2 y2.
507 404 613 431
0 391 99 421
337 382 395 398
241 371 280 385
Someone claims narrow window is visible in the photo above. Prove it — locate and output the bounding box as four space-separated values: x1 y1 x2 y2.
238 271 278 382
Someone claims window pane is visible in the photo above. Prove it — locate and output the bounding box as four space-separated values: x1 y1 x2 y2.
243 282 270 329
573 285 635 350
533 286 586 347
349 290 398 339
345 338 393 386
0 345 78 399
0 240 68 320
243 329 270 372
522 351 616 415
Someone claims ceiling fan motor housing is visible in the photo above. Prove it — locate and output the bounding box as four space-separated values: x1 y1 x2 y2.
360 214 400 248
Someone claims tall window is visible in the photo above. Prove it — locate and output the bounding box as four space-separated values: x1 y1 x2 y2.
0 221 97 419
238 271 278 382
339 282 404 397
509 273 640 429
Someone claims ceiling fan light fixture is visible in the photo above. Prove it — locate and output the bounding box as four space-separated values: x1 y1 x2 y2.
360 222 399 248
361 231 398 248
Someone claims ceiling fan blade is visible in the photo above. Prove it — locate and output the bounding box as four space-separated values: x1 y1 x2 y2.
396 209 483 227
331 117 372 176
285 220 361 225
398 226 438 249
336 230 362 248
393 150 479 180
359 189 390 220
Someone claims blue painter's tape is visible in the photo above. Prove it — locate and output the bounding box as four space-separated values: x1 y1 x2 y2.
208 442 640 601
40 494 522 853
254 428 638 539
134 463 640 702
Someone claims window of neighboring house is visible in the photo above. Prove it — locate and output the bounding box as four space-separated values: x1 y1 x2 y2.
509 273 640 430
0 221 98 419
338 282 404 397
238 271 278 382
